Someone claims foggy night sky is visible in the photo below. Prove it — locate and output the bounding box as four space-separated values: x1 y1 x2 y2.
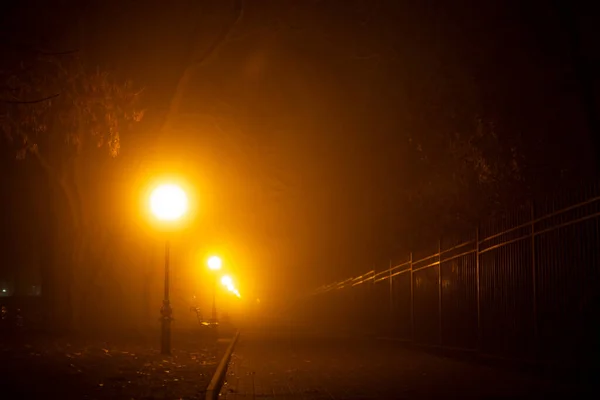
1 0 598 303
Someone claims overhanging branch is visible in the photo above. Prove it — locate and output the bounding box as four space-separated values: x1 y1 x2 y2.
2 93 60 104
160 0 245 134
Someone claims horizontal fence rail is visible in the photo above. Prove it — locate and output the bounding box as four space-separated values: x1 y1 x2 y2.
296 189 600 366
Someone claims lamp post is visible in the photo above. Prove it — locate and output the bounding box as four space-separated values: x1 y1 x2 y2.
149 183 188 355
207 256 222 325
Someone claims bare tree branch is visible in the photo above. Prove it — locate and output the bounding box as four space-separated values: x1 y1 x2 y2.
160 0 245 135
2 93 60 104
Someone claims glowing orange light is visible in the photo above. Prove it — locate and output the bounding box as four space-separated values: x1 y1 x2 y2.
221 275 233 287
207 256 222 271
220 274 241 298
149 184 188 221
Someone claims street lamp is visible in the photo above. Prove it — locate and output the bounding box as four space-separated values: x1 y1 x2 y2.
221 275 241 298
221 275 233 288
208 256 222 271
220 275 233 323
149 183 188 355
207 256 222 324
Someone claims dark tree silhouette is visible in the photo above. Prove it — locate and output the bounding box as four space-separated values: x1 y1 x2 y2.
1 46 144 330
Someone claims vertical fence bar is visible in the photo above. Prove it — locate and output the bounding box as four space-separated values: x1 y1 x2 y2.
531 203 538 358
369 268 374 335
438 239 443 345
476 226 481 352
389 259 393 336
410 252 414 342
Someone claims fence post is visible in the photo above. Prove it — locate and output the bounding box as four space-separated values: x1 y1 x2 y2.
389 259 393 337
410 252 414 343
369 269 373 333
531 202 538 359
372 268 377 335
476 226 482 353
438 238 443 346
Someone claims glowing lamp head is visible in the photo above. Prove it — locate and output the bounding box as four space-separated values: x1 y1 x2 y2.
208 256 222 271
221 275 233 287
149 184 188 221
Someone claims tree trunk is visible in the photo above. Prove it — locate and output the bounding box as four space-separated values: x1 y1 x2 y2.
69 229 89 332
35 153 84 333
40 195 74 333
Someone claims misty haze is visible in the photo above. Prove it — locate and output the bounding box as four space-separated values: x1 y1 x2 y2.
1 0 598 399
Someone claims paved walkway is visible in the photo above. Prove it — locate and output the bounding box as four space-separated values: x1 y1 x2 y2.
220 326 587 399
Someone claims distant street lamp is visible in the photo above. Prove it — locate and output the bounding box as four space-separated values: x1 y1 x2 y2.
149 183 188 355
207 256 222 324
221 275 241 298
220 274 241 323
208 255 222 271
221 275 233 288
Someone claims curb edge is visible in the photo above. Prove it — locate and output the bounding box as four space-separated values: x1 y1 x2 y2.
205 330 240 400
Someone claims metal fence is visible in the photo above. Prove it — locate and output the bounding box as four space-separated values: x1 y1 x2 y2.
297 184 600 365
